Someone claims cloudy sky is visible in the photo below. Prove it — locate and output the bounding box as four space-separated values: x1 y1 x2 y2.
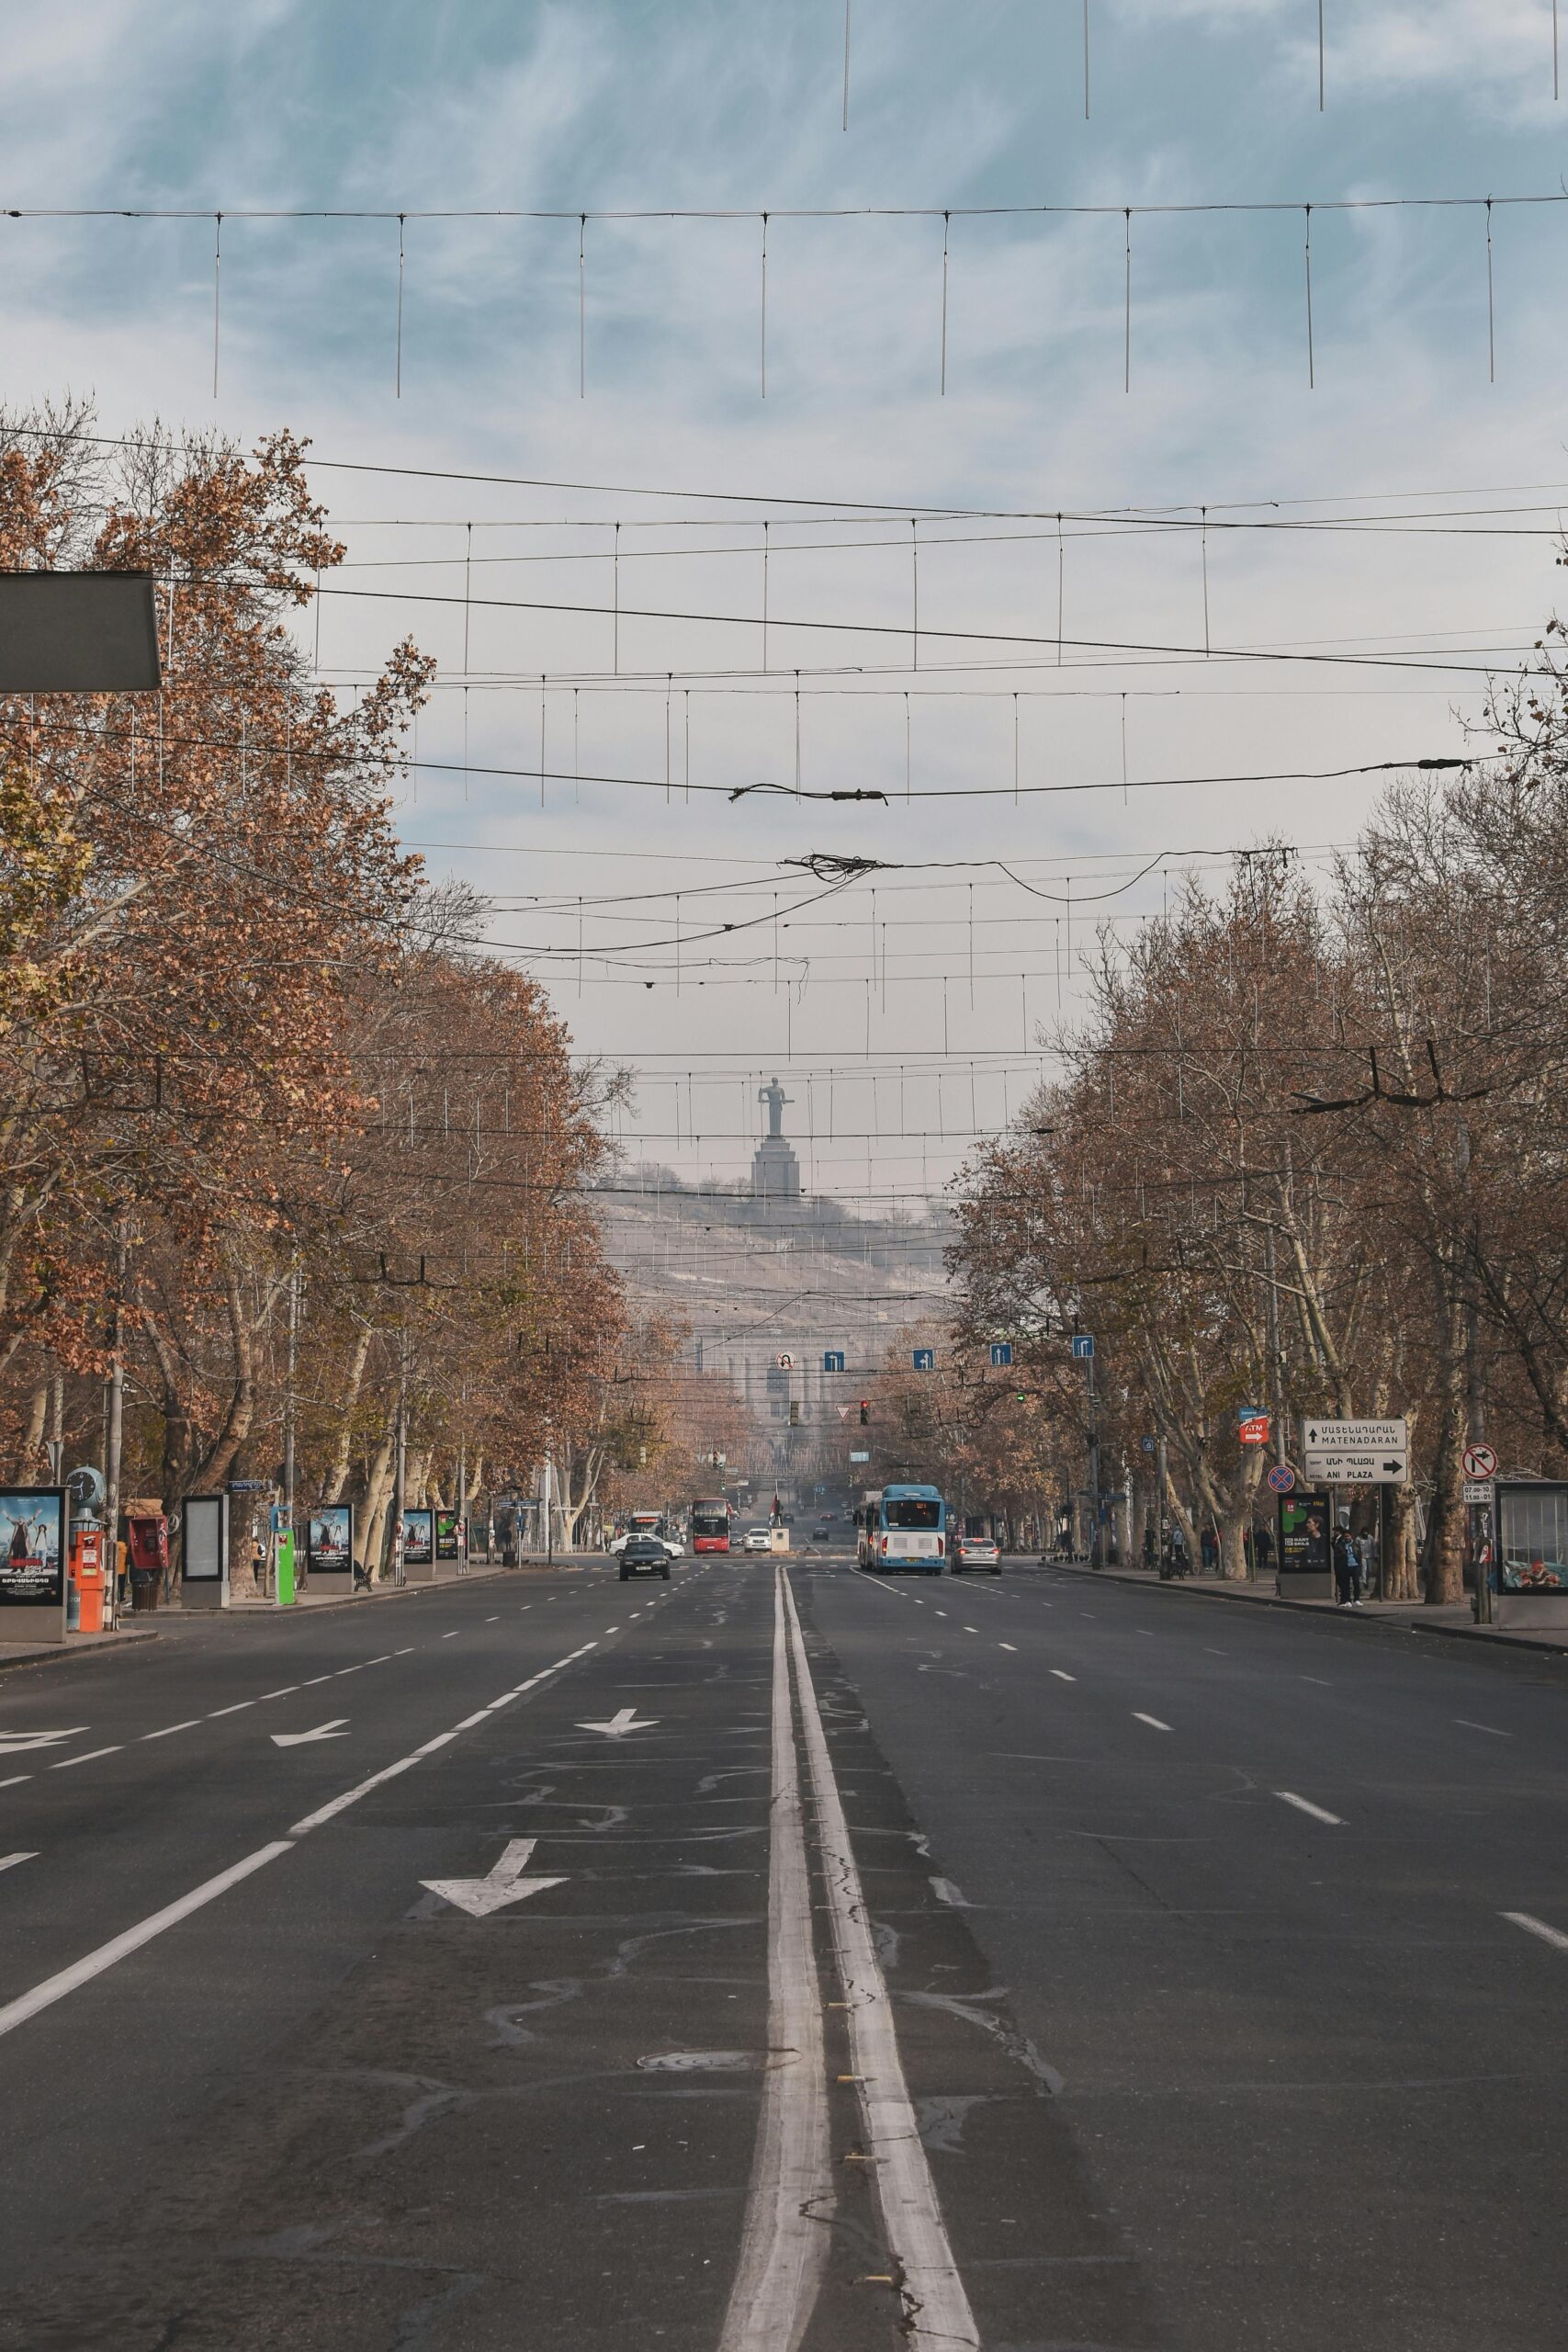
11 1 1568 1202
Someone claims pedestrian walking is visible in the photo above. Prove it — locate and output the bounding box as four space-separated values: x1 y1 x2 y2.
1255 1521 1273 1574
1200 1524 1217 1574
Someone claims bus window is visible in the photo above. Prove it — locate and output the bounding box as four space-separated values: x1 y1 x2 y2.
886 1498 941 1529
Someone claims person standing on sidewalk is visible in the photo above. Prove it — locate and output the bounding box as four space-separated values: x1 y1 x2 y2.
1332 1524 1362 1608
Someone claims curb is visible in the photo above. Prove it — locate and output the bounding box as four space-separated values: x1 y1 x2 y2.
1050 1561 1568 1659
0 1629 162 1678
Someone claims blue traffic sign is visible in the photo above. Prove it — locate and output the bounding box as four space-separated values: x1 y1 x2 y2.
823 1350 846 1373
1141 1435 1156 1453
1268 1462 1296 1496
1071 1334 1094 1361
912 1348 935 1371
990 1341 1013 1368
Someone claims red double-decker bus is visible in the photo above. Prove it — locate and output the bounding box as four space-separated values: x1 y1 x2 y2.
691 1498 732 1553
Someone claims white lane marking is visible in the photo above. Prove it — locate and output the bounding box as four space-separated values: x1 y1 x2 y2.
0 1841 293 2042
288 1642 598 1835
208 1702 254 1717
0 1776 31 1790
1050 1669 1076 1682
1503 1910 1568 1952
1132 1713 1171 1732
783 1573 978 2349
259 1686 299 1701
0 1728 87 1755
603 1624 621 1634
364 1655 391 1666
423 1835 567 1917
1136 1629 1155 1637
142 1720 201 1741
998 1642 1018 1652
333 1664 366 1677
51 1746 122 1770
395 1646 416 1655
485 1616 500 1623
442 1631 458 1640
1301 1677 1332 1686
301 1675 333 1687
0 1852 38 1874
963 1624 979 1634
935 1611 949 1619
717 1568 830 2352
1203 1647 1226 1656
271 1719 349 1747
1456 1719 1512 1737
1275 1791 1343 1826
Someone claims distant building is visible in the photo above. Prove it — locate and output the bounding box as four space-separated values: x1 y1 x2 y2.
751 1076 801 1202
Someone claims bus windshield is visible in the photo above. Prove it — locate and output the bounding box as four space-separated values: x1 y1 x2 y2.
691 1504 728 1535
886 1498 941 1529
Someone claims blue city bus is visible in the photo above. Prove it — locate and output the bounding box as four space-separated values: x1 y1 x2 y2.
855 1483 948 1574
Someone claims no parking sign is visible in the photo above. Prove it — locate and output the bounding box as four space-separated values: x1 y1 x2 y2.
1268 1462 1296 1496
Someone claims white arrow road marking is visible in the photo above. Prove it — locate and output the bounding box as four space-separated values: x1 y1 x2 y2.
421 1837 567 1917
270 1719 349 1747
577 1707 660 1738
0 1728 87 1755
0 1852 38 1875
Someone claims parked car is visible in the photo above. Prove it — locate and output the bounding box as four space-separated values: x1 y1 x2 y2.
742 1526 773 1553
953 1534 1001 1575
619 1536 671 1581
658 1535 685 1559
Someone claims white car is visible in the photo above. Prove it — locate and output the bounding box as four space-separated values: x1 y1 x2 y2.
659 1536 685 1559
742 1526 773 1553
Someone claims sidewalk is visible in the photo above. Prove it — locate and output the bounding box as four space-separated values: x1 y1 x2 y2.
1050 1557 1568 1658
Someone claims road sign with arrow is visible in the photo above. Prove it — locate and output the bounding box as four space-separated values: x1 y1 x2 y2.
421 1837 566 1917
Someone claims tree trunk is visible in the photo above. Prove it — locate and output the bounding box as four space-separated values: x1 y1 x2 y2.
1424 1288 1468 1604
355 1428 394 1576
323 1326 373 1504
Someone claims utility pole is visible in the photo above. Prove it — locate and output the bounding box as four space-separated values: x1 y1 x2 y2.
457 1375 468 1575
1085 1356 1101 1569
543 1433 555 1568
389 1326 408 1586
282 1263 299 1568
1468 1289 1490 1624
104 1226 128 1630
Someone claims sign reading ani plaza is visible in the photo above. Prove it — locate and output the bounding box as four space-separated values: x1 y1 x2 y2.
1300 1418 1408 1484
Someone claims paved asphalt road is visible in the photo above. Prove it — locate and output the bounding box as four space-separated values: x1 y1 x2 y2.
0 1554 1565 2348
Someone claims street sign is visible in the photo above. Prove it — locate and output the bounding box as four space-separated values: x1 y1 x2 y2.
1462 1442 1498 1480
1071 1334 1094 1360
1303 1447 1408 1485
776 1351 795 1370
912 1348 935 1371
823 1350 846 1373
1237 1410 1270 1447
1268 1462 1296 1496
1141 1435 1156 1453
1463 1479 1495 1506
990 1341 1013 1368
849 1449 871 1463
1302 1417 1406 1452
1302 1417 1407 1485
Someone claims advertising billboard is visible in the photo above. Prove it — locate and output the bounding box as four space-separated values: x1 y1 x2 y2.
402 1508 434 1566
1278 1492 1330 1576
308 1503 353 1572
0 1488 65 1607
435 1510 463 1561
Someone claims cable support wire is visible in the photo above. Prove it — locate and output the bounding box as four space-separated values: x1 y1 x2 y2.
6 191 1562 395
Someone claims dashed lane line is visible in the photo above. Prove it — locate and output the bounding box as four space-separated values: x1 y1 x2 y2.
208 1702 254 1718
998 1643 1018 1652
1275 1792 1344 1826
142 1721 201 1741
1132 1713 1172 1732
50 1747 122 1770
0 1853 37 1875
0 1777 30 1791
1050 1669 1076 1682
1503 1911 1568 1952
0 1637 605 2044
1457 1719 1512 1737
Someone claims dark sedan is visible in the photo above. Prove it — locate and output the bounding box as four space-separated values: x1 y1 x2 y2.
618 1535 671 1581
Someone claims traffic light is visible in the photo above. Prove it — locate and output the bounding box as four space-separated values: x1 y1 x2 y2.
858 1399 871 1425
788 1400 801 1427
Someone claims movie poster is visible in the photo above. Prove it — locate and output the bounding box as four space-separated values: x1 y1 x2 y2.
435 1510 463 1561
0 1488 66 1607
308 1503 353 1571
402 1508 434 1566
